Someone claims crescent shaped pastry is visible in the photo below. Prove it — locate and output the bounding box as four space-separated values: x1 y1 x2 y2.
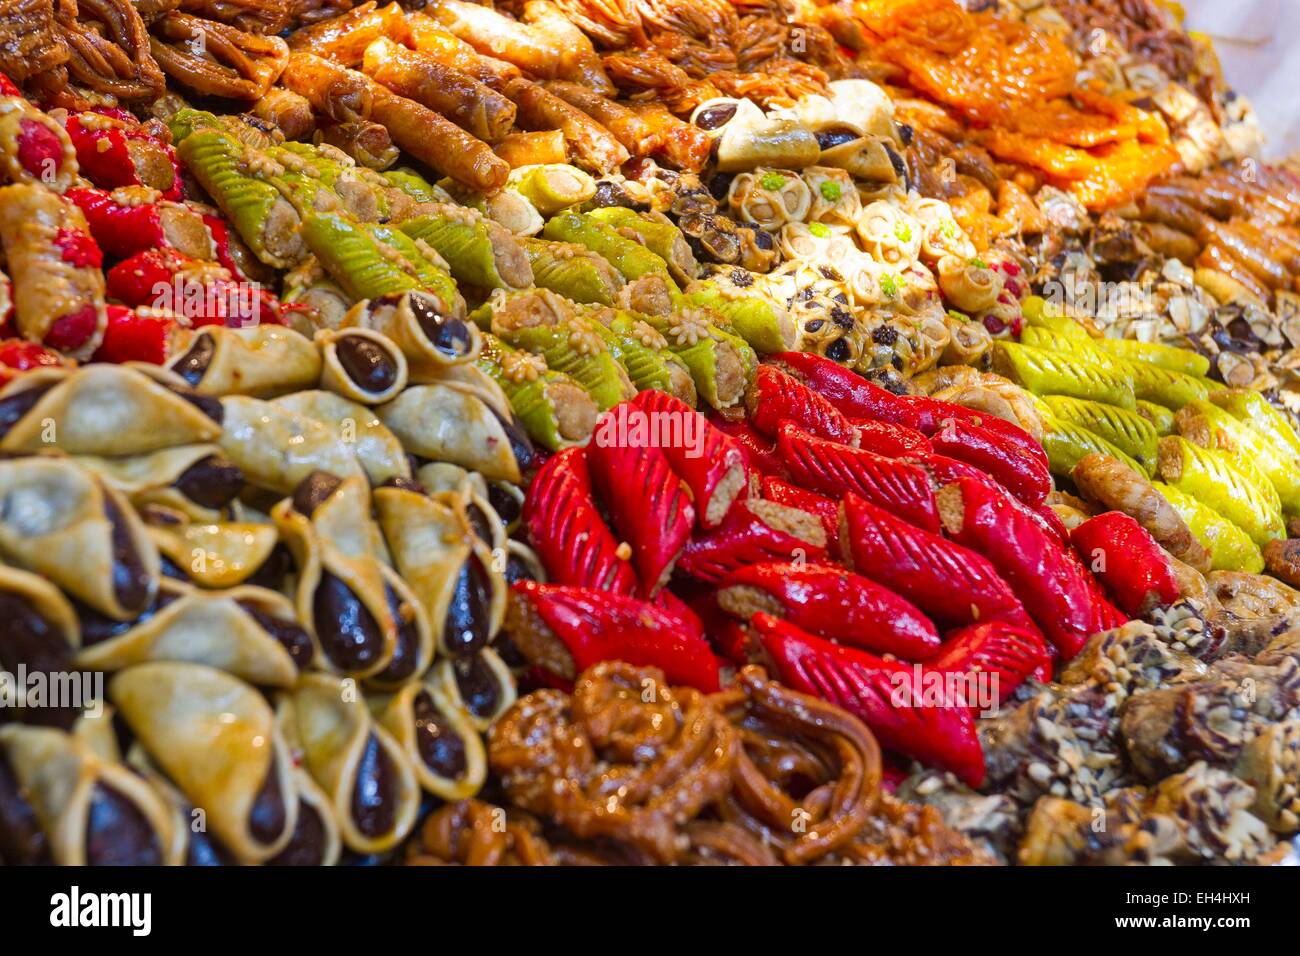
342 290 481 379
75 444 244 523
364 563 436 692
169 325 323 399
147 518 280 590
372 677 486 801
316 327 409 405
374 483 506 661
0 456 160 621
0 723 182 865
266 766 344 867
219 395 367 494
75 579 310 688
273 389 412 486
0 365 222 456
428 646 517 734
124 743 239 867
110 661 300 864
378 383 531 483
283 673 420 856
417 462 510 556
273 471 397 679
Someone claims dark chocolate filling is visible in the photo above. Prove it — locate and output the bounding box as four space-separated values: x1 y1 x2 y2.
410 293 473 358
351 734 398 838
453 653 500 719
0 749 51 864
336 336 398 394
104 494 154 616
370 584 419 684
246 543 292 591
172 455 244 509
486 483 520 527
465 502 494 546
0 591 78 728
694 103 737 130
292 470 343 515
503 552 536 587
171 333 216 388
489 408 534 474
443 554 492 657
238 602 314 672
412 690 467 779
816 128 859 151
77 590 179 646
312 572 386 672
247 755 288 845
185 814 237 866
266 799 328 866
0 382 56 439
84 783 164 865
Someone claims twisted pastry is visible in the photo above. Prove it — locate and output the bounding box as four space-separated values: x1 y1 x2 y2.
178 0 292 35
149 11 288 100
488 660 737 863
711 665 882 865
405 799 554 866
55 0 165 101
0 0 69 83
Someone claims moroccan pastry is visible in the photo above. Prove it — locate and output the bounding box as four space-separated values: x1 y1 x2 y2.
169 325 323 399
146 516 280 589
315 327 409 405
273 389 411 486
372 676 487 800
111 661 299 864
341 291 481 380
218 394 367 494
0 565 81 729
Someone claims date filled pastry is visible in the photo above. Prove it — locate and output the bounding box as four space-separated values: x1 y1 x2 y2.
168 325 323 399
372 676 487 801
711 107 820 173
282 672 420 856
855 201 924 266
147 516 280 590
272 471 397 680
74 444 244 524
342 291 481 381
416 461 510 557
274 389 411 486
315 326 409 405
0 565 81 729
378 382 533 484
217 394 367 494
0 183 107 359
0 456 159 621
427 647 517 735
0 723 182 865
111 661 299 864
936 255 1003 314
74 578 311 688
374 481 507 662
0 364 222 457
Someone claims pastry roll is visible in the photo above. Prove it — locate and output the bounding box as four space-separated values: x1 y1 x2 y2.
494 130 567 168
503 77 629 174
341 291 481 380
543 80 655 155
272 471 397 679
0 183 107 359
522 238 624 304
315 119 400 171
820 136 901 183
728 170 813 231
398 205 534 291
362 37 516 144
936 254 1002 313
714 114 820 173
374 482 507 659
218 395 367 494
427 647 516 734
74 444 243 523
507 163 595 216
316 327 408 405
75 579 309 687
0 724 181 865
147 517 280 589
111 661 299 864
280 51 373 121
273 389 411 486
251 87 316 141
169 325 322 398
0 94 78 193
475 333 598 451
585 207 699 285
0 565 80 729
378 382 532 483
0 456 159 621
856 201 923 265
283 672 419 856
283 256 353 332
0 365 221 457
372 678 486 800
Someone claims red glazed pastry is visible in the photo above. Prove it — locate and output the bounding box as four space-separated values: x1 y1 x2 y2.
106 249 287 327
850 417 932 458
717 562 942 660
759 477 840 551
0 338 65 384
1070 511 1180 617
678 499 827 584
928 622 1052 706
840 492 1041 637
523 447 638 595
905 450 1067 546
746 364 858 445
936 477 1119 659
92 305 175 365
66 111 182 200
707 412 786 479
66 187 213 261
777 422 940 533
587 420 695 597
928 416 1051 507
506 581 721 691
628 389 747 527
754 614 985 786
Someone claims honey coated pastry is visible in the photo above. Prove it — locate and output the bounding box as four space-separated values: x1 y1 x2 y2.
150 12 290 101
405 799 553 865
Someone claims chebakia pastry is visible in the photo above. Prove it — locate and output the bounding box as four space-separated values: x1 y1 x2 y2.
2 0 1300 870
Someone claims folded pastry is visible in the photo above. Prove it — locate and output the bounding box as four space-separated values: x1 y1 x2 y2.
273 389 411 486
372 677 487 801
427 646 517 734
219 395 367 494
75 444 243 523
75 578 310 688
316 327 408 405
169 325 323 398
273 471 397 680
0 565 81 728
111 661 299 863
0 365 222 456
378 382 532 484
341 290 482 381
416 462 509 556
0 723 182 865
374 482 506 660
0 456 160 621
147 516 280 589
283 673 420 856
